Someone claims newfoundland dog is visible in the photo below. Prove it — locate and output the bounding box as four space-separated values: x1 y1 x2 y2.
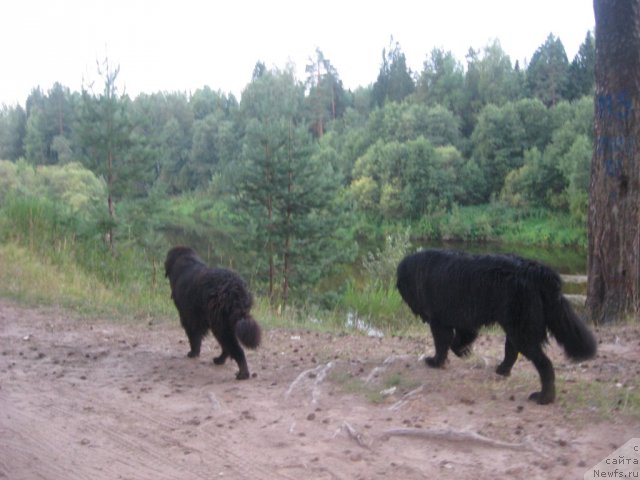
165 246 261 380
396 249 596 404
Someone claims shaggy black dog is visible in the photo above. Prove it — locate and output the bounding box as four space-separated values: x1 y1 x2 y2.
165 246 261 380
396 249 597 404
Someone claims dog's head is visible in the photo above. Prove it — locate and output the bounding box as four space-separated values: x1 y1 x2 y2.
164 246 197 278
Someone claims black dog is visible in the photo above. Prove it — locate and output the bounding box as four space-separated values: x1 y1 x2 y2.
165 246 261 380
396 249 596 404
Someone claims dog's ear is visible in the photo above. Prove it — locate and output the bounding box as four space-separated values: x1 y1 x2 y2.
164 249 176 278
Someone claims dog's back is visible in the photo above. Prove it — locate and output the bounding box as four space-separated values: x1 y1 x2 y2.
165 246 261 380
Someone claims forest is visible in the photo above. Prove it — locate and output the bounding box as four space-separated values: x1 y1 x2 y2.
0 32 596 317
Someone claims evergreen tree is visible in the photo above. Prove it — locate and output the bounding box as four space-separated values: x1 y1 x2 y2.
75 58 131 254
461 41 521 136
415 48 466 115
372 38 415 107
567 31 596 100
304 48 348 138
0 104 26 160
22 84 76 165
526 34 570 106
235 67 351 307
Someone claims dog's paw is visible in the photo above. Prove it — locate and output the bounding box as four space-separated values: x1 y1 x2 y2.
528 390 555 405
495 364 512 376
213 355 226 365
236 371 250 380
425 356 445 368
187 351 200 358
452 344 472 358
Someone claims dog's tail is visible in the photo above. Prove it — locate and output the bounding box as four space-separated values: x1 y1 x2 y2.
236 315 261 349
546 295 597 361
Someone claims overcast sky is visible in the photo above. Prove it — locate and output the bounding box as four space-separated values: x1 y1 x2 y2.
1 0 595 106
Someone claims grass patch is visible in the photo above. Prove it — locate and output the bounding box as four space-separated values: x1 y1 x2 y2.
328 370 385 403
328 365 422 404
413 204 586 248
251 297 349 333
559 378 640 420
0 242 175 322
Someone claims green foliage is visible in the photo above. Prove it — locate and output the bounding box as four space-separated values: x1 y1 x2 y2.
23 84 76 166
233 67 355 306
567 31 595 100
412 203 586 248
500 97 592 221
349 137 463 219
0 104 26 160
415 48 466 114
304 48 349 137
372 38 415 107
0 159 106 216
0 33 598 318
471 102 526 199
526 34 570 106
361 228 411 289
501 147 566 209
340 229 412 329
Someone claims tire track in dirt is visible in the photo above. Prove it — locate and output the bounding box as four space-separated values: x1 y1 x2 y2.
1 333 295 480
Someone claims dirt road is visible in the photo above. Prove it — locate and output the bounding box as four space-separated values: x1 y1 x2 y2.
1 299 638 479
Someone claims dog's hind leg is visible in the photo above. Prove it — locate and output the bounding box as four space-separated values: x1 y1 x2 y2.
211 328 229 365
495 337 518 376
425 322 454 368
185 327 203 358
218 324 250 380
521 345 556 404
451 329 478 357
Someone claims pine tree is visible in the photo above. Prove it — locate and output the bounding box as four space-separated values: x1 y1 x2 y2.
76 58 131 255
235 67 351 307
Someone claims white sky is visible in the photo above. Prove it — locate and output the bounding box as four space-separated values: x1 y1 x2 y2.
1 0 595 106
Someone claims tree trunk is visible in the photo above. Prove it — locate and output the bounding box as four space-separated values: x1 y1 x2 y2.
316 58 324 137
264 144 275 304
282 120 294 309
587 0 640 323
107 148 115 256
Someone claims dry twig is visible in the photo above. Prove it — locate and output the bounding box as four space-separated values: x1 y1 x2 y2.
381 428 533 451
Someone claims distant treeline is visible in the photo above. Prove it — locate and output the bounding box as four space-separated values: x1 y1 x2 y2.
0 33 595 305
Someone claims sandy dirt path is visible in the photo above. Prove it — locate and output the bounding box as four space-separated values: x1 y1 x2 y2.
1 299 638 479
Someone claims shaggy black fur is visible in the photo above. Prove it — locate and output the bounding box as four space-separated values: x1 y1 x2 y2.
396 249 597 404
165 246 261 380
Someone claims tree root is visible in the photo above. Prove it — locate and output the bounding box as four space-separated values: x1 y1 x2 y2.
285 361 334 404
365 354 415 383
334 421 371 450
388 386 424 411
381 427 534 451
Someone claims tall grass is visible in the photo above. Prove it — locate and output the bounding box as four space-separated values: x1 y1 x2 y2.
339 229 418 332
0 195 175 320
414 203 586 248
0 193 586 334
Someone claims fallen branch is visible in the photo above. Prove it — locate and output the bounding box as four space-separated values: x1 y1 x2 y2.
365 354 414 383
388 386 424 411
207 392 223 411
334 421 371 450
284 361 334 404
381 428 532 451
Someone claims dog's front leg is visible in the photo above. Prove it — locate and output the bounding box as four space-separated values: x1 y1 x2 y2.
425 321 453 368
